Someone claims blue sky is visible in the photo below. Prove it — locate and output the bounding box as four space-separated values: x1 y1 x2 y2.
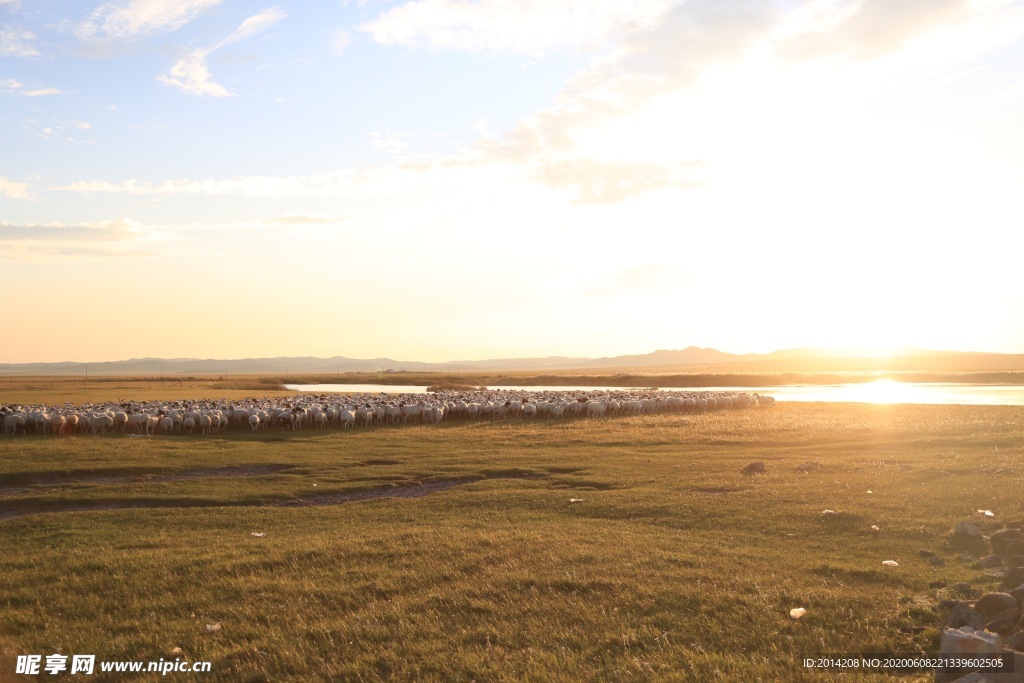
3 0 1024 363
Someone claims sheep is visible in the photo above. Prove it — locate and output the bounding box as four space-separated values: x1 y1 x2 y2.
0 388 770 439
89 413 114 435
51 413 67 435
4 413 26 435
400 402 423 424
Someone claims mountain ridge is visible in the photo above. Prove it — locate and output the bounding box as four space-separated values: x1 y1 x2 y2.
1 346 1020 376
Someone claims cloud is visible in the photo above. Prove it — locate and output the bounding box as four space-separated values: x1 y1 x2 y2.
580 264 685 297
77 0 223 41
158 7 287 97
55 169 366 196
260 215 348 225
24 87 63 96
779 0 971 61
479 0 778 163
0 219 159 261
988 77 1024 108
331 29 351 55
157 48 230 97
214 6 286 49
0 177 32 200
542 159 703 204
359 0 674 55
0 25 38 56
1 78 62 96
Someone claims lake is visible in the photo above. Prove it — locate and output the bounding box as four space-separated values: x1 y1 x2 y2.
284 380 1024 406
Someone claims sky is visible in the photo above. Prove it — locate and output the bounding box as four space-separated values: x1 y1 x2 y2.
3 0 1024 363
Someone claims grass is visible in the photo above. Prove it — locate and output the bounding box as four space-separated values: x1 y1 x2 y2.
0 401 1022 681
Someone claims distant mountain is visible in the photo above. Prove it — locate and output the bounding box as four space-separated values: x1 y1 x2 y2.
0 347 1020 376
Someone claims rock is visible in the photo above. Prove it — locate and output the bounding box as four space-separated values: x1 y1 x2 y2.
941 627 1002 652
975 555 1006 569
1008 632 1024 653
997 541 1024 557
976 593 1020 620
956 522 984 539
948 674 991 683
932 556 947 566
992 529 1024 544
932 581 949 589
992 529 1024 557
1003 567 1024 589
1006 520 1024 530
947 602 986 630
984 609 1021 634
937 627 1003 683
796 462 819 473
741 462 765 475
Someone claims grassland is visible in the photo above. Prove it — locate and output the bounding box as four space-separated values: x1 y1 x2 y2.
0 392 1022 681
5 369 1024 410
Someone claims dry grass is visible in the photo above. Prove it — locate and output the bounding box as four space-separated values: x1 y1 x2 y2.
0 402 1022 681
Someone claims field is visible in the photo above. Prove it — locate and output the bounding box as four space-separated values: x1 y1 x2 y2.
1 387 1023 681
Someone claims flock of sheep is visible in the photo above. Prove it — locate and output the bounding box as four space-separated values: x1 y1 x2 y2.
1 388 776 436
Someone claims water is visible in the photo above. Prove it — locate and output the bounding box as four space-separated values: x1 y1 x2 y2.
284 380 1024 406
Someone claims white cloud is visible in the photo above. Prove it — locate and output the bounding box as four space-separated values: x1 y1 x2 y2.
157 48 230 97
778 0 970 60
0 177 32 200
24 87 63 96
214 6 286 50
56 168 384 197
1 78 62 96
331 29 351 55
987 77 1024 107
260 215 348 226
359 0 674 55
0 25 38 56
158 7 287 97
580 264 687 297
0 219 159 261
541 159 702 204
77 0 223 40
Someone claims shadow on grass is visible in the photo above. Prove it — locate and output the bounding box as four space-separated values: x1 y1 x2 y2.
0 471 549 522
